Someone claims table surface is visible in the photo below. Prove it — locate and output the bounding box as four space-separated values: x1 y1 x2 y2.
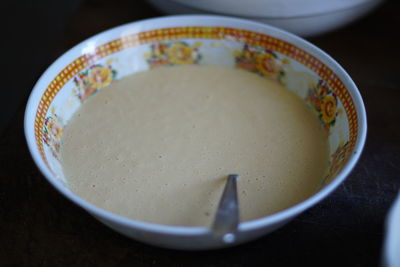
1 0 399 266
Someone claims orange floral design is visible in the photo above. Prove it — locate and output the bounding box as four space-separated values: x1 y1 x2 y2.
43 108 63 159
330 141 350 177
168 43 196 65
146 41 201 67
88 66 113 88
321 141 350 186
306 80 340 134
234 44 287 84
317 83 330 98
321 95 337 124
73 63 117 102
256 53 281 78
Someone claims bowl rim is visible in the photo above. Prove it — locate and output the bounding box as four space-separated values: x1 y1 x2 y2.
24 14 367 236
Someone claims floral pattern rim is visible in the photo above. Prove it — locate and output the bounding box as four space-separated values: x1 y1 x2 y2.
73 61 117 103
34 26 359 182
146 41 202 67
234 44 289 85
306 80 342 135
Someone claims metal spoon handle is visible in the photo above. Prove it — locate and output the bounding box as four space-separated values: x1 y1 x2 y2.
211 174 239 243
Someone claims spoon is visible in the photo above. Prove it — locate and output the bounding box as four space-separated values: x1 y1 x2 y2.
211 174 240 243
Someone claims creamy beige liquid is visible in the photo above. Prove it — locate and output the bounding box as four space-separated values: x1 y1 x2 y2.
61 65 329 226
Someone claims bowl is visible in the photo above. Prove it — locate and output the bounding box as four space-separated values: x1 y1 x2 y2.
382 192 400 267
147 0 383 37
24 15 367 250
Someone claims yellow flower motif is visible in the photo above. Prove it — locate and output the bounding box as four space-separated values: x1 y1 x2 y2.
89 66 112 88
48 117 63 140
233 50 242 57
321 95 337 123
105 58 114 65
167 43 195 65
193 42 202 47
317 83 329 98
281 58 290 64
243 49 252 60
256 53 281 77
47 107 63 140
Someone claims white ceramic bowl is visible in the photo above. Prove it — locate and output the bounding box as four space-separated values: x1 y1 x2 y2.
148 0 383 37
24 15 367 250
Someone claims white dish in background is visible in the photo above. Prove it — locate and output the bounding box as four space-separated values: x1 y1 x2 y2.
147 0 383 37
383 192 400 267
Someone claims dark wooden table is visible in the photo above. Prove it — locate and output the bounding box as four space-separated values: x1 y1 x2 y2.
1 1 399 266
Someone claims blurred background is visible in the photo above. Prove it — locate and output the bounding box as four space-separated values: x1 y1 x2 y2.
0 0 394 134
2 0 399 266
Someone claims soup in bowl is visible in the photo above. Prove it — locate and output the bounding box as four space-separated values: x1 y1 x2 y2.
24 15 366 250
